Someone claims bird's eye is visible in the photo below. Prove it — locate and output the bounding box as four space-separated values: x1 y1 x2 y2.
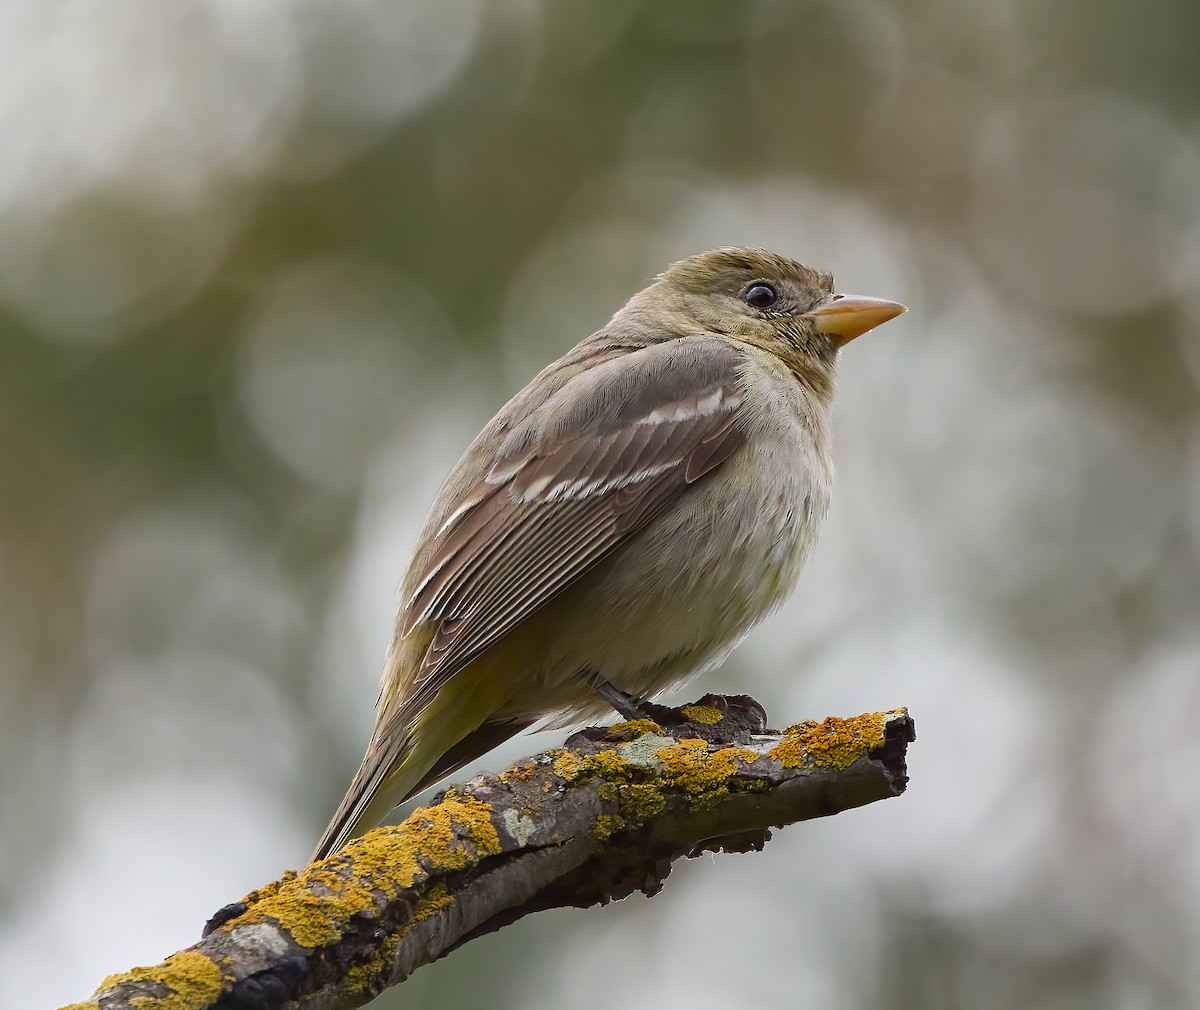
742 283 778 308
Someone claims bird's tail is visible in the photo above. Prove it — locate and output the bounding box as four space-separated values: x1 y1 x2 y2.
310 709 535 863
311 732 416 863
311 630 541 863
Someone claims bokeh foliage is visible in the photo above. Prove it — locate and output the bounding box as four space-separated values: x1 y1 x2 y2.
3 2 1199 1007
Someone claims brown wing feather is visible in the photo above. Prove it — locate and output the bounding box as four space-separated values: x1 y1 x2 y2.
398 336 750 713
403 717 536 799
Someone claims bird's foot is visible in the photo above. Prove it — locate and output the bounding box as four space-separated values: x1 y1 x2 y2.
683 693 768 734
590 678 768 736
592 677 677 724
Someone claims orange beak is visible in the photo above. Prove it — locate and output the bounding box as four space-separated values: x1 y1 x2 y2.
809 294 907 345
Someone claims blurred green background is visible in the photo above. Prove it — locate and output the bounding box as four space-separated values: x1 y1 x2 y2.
4 1 1200 1007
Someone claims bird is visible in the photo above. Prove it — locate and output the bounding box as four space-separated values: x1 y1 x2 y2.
311 247 905 861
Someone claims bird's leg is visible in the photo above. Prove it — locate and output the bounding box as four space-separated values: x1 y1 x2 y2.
592 677 645 721
587 676 769 737
590 675 677 724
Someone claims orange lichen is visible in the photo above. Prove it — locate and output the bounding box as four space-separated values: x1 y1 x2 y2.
680 704 724 725
501 760 538 783
95 950 222 1009
769 713 887 771
224 791 500 949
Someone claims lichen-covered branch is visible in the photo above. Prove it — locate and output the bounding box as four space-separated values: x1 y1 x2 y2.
65 697 915 1010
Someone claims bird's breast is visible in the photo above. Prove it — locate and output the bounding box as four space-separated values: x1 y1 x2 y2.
536 368 832 704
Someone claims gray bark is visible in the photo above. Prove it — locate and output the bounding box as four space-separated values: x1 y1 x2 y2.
66 697 914 1010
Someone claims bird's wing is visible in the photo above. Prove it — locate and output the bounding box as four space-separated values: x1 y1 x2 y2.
397 335 749 713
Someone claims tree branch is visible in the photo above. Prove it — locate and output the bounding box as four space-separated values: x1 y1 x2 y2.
65 697 915 1010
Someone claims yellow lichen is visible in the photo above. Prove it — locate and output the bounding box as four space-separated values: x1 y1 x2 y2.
680 704 724 725
345 882 453 995
228 791 500 949
97 951 222 1009
410 882 454 924
621 782 668 818
769 713 887 771
234 863 370 948
553 731 763 818
345 933 400 997
594 814 626 840
549 731 767 822
551 748 589 781
605 718 664 740
552 746 634 785
654 739 759 808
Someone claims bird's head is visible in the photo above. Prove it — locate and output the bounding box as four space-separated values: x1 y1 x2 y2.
648 247 906 379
